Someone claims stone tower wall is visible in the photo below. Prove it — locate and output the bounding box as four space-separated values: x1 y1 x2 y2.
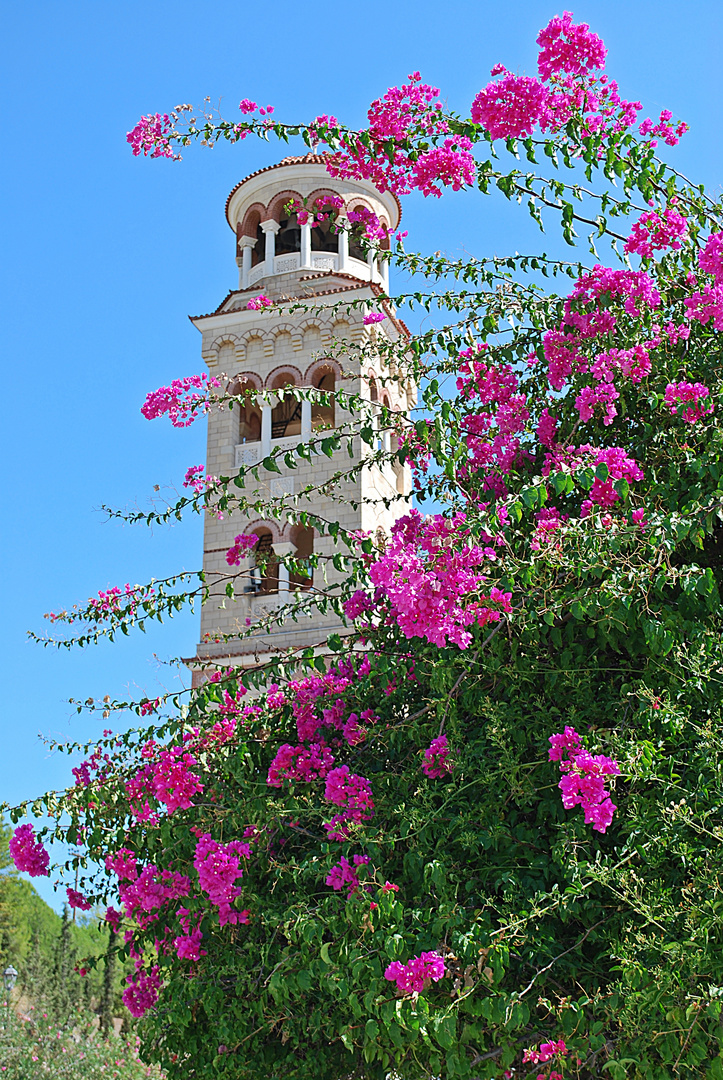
190 159 415 676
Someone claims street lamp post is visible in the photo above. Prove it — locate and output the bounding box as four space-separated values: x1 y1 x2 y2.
3 967 17 1027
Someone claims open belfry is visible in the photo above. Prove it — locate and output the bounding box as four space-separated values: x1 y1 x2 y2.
189 155 417 680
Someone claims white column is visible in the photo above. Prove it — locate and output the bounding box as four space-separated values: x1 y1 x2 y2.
301 399 312 439
366 248 375 281
260 219 280 276
261 403 272 457
337 219 349 273
274 542 295 600
238 236 255 289
380 252 390 293
300 219 312 270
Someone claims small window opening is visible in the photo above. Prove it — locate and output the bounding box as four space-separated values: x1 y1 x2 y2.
229 377 262 443
252 224 265 267
311 367 336 430
311 213 338 253
271 377 302 439
289 525 314 591
275 214 301 257
252 530 278 594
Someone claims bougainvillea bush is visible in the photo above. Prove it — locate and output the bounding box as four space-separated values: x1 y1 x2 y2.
8 12 723 1080
0 1007 163 1079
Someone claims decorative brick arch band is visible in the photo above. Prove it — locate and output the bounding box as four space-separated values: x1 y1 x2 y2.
228 371 263 393
304 357 343 385
266 189 305 224
307 187 344 213
209 334 244 362
265 363 304 389
244 519 283 544
239 202 266 239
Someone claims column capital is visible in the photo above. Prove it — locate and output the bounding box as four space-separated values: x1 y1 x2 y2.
260 219 281 234
238 234 257 249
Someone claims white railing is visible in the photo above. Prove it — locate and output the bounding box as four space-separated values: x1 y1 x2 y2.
248 262 266 286
311 253 338 272
234 443 261 468
274 253 300 274
271 434 302 455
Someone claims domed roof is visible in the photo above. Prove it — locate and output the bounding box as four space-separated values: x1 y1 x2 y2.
224 153 402 230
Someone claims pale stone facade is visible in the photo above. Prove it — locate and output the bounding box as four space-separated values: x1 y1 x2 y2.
189 156 416 678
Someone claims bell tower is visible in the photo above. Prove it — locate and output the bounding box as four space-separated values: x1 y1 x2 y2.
189 155 416 678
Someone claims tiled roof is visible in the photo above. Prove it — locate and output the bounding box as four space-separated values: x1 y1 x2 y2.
224 153 403 229
189 272 410 339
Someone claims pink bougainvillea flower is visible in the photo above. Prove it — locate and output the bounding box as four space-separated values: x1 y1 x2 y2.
9 824 50 877
384 951 446 993
247 294 272 310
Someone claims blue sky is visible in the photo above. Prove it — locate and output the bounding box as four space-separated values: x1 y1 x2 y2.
1 0 720 909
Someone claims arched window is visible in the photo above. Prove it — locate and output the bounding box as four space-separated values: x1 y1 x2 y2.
275 214 301 257
252 529 278 595
228 376 262 443
311 214 338 253
271 375 302 439
289 525 314 591
311 365 336 430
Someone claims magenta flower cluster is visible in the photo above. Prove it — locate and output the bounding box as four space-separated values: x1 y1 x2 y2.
457 344 530 494
151 744 204 814
226 532 258 566
194 833 251 926
123 967 161 1018
549 727 620 833
247 294 272 310
698 232 723 281
685 232 723 333
421 734 454 778
266 742 335 787
343 589 375 619
324 766 375 829
9 824 50 877
523 1037 568 1080
66 887 92 911
126 114 179 160
624 205 688 260
141 373 217 428
664 381 714 424
536 12 606 78
324 73 475 199
174 907 206 961
325 854 370 895
384 951 446 993
118 864 191 921
543 264 661 396
363 312 386 325
471 73 549 141
237 100 273 117
368 509 511 650
471 12 685 150
183 464 217 495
